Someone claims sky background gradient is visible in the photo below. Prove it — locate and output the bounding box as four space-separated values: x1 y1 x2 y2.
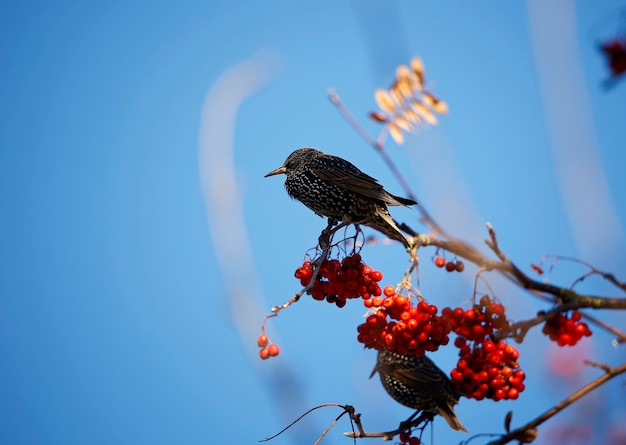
2 1 626 444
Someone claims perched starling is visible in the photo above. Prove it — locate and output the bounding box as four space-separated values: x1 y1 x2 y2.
264 148 416 248
371 350 467 433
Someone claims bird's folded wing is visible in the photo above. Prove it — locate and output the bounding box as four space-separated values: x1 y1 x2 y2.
312 168 391 201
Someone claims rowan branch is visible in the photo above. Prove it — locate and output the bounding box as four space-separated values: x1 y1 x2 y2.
344 411 435 440
486 362 626 445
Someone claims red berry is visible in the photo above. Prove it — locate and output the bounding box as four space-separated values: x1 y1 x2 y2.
259 348 270 360
445 261 456 272
257 333 269 348
434 256 446 268
455 261 465 272
370 270 383 282
383 285 395 298
268 343 280 357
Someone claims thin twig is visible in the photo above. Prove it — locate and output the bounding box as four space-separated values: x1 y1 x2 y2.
486 362 626 445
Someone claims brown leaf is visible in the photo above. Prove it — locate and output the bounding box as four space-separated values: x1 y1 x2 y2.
424 92 449 114
369 111 388 123
504 411 513 433
411 56 424 90
432 99 449 114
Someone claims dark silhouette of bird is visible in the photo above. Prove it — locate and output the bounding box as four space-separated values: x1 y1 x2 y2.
264 148 416 248
371 350 467 433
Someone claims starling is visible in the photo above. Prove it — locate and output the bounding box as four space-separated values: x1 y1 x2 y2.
264 148 416 248
371 350 467 433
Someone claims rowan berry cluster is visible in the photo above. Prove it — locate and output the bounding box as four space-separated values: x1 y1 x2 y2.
444 296 525 401
433 256 464 272
542 310 592 347
356 286 451 356
442 296 510 341
257 333 280 360
294 253 383 307
399 432 421 445
450 337 525 401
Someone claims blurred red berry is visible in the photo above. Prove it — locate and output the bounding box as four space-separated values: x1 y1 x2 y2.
257 333 269 348
268 343 280 357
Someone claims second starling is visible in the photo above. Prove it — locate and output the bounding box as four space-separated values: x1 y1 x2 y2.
371 350 467 433
264 148 416 248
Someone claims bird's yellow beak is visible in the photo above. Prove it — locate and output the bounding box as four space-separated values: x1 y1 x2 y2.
264 166 287 177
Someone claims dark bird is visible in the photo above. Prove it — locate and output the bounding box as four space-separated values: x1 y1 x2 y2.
371 350 467 433
264 148 416 248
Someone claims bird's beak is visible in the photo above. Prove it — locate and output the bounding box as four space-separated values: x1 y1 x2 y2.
264 166 287 177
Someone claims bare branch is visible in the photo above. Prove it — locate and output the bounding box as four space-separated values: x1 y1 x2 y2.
486 362 626 445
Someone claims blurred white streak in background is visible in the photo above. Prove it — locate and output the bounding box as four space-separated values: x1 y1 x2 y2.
527 0 624 261
198 51 284 360
199 53 323 442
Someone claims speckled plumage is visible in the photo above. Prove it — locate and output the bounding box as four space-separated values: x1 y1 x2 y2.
371 350 467 433
265 148 416 248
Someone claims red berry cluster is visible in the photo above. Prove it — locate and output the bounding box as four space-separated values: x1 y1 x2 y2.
601 39 626 78
450 337 525 401
294 253 383 308
542 310 592 347
434 256 464 272
257 333 280 360
357 286 451 356
444 296 524 401
442 296 510 341
399 432 421 445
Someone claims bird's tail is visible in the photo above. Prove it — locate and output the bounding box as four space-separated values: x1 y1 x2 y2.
438 404 467 433
389 194 417 207
367 210 413 249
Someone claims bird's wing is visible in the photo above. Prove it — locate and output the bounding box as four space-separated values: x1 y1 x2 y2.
391 356 462 405
391 358 446 388
311 165 400 204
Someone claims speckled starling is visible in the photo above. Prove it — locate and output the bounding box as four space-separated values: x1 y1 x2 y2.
264 148 416 248
371 350 467 433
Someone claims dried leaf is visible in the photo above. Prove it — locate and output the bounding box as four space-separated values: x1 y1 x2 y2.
393 115 411 131
369 111 388 123
396 64 411 83
375 89 396 114
390 86 405 106
403 107 421 124
504 411 513 433
411 57 424 90
424 92 448 114
388 121 404 144
396 77 413 99
422 92 434 107
412 101 437 125
432 99 449 114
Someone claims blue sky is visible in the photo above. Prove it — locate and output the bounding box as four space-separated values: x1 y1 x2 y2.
2 1 626 444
